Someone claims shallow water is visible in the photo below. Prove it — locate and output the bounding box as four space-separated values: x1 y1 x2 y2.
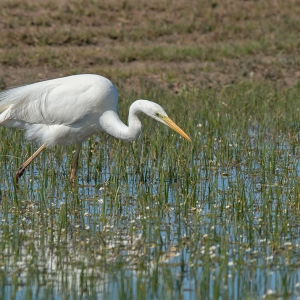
1 129 300 299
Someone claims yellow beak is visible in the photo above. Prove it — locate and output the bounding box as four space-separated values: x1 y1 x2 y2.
162 116 191 142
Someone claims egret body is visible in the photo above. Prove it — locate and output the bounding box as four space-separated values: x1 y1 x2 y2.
0 74 191 181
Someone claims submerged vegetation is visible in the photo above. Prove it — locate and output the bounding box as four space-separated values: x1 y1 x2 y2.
1 0 300 299
2 85 300 299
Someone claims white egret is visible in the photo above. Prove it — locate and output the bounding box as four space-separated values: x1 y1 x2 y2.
0 74 191 181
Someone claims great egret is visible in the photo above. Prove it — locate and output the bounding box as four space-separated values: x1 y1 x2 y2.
0 74 191 181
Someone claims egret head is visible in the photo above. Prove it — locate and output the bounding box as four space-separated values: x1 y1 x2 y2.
138 100 191 142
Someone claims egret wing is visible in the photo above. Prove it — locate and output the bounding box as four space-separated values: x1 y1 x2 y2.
0 75 117 126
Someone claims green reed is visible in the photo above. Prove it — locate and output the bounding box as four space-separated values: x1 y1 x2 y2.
1 82 300 299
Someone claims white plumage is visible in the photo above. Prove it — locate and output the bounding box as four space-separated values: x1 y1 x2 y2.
0 75 117 145
0 74 191 180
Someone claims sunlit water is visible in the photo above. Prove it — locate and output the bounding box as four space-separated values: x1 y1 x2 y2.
1 134 300 299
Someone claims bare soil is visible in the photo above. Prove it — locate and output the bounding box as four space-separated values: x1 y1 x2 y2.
0 0 299 91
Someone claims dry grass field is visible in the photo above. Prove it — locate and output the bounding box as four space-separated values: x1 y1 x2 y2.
0 0 299 91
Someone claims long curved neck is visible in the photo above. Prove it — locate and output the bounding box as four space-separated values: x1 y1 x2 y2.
99 100 143 141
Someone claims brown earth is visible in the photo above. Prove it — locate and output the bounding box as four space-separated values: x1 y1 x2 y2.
0 0 299 92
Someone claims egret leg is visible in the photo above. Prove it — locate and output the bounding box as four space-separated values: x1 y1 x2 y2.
70 143 82 181
16 143 47 181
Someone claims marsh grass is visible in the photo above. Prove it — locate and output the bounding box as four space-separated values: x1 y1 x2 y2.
1 83 300 298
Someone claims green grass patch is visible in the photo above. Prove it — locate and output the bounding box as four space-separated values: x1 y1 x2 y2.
1 82 300 298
